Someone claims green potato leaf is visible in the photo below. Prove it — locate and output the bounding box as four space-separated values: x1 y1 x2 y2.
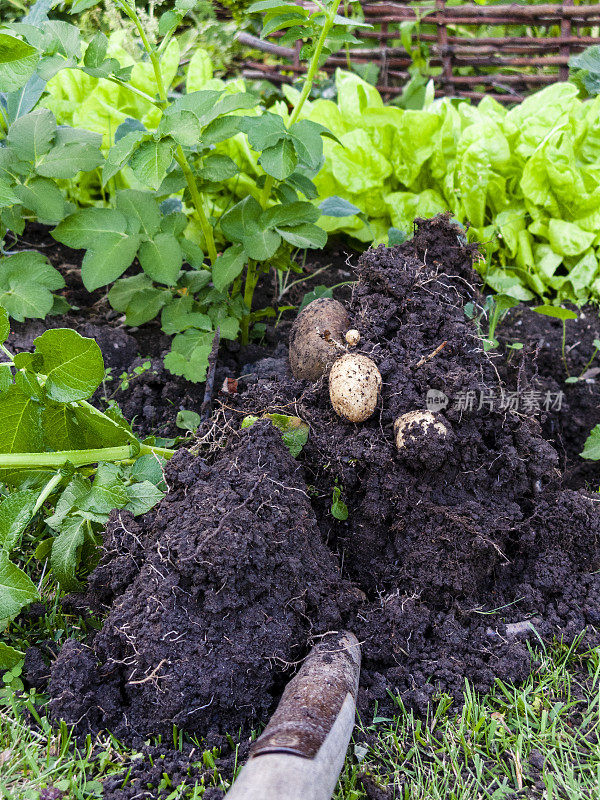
0 557 39 619
33 328 105 402
0 35 39 92
138 233 182 286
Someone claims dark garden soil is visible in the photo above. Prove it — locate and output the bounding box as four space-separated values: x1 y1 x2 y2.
16 216 600 797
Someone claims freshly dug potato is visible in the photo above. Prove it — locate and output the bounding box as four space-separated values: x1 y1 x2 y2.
394 411 448 450
329 353 382 423
345 329 360 347
289 298 350 381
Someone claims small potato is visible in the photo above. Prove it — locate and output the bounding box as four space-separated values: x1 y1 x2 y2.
289 298 350 381
329 353 382 423
394 411 448 450
345 329 360 347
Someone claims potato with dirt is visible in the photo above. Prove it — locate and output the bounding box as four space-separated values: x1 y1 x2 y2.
394 410 452 466
329 353 382 422
289 298 350 380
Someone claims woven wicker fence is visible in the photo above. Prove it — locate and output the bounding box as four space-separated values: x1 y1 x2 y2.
238 1 600 103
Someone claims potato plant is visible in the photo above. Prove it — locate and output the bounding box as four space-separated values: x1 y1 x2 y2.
0 308 175 669
0 0 368 381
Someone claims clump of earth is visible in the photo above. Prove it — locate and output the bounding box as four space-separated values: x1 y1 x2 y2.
47 215 600 751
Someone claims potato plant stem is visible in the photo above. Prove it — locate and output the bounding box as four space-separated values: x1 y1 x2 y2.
119 0 218 265
258 2 342 211
240 260 259 346
0 443 175 470
289 0 343 127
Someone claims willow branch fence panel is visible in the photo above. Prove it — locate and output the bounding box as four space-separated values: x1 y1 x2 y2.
237 1 600 103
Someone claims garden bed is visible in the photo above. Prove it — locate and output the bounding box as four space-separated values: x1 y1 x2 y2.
18 216 600 796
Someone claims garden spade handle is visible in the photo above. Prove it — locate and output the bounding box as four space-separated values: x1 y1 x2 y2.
225 631 361 800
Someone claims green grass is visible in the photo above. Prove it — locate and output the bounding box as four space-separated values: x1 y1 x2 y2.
2 636 600 799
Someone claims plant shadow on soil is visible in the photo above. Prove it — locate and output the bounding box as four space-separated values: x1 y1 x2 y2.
18 216 600 797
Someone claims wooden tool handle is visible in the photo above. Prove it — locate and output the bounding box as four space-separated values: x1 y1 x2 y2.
225 631 361 800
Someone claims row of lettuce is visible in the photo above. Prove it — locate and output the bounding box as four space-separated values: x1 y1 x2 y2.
39 35 600 307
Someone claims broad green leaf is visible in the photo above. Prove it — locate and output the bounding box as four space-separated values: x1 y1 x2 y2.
138 233 182 286
42 401 85 450
125 287 171 326
159 110 201 147
107 274 153 313
45 475 89 531
248 0 300 11
36 140 104 179
261 201 320 229
319 196 361 217
160 296 211 335
34 328 105 402
79 462 128 514
125 480 164 515
14 177 65 224
0 364 11 396
0 386 43 453
7 109 56 162
50 516 86 590
0 35 39 92
130 453 166 485
116 190 161 237
0 490 38 554
212 244 246 292
102 130 146 185
198 155 238 183
261 11 309 37
532 305 578 321
220 196 261 243
84 31 108 68
277 223 327 249
186 47 213 93
0 641 24 670
288 119 326 170
164 330 215 383
582 424 600 460
244 226 281 261
0 179 20 208
0 250 64 291
176 409 201 431
80 234 141 291
202 116 241 147
0 557 38 619
53 207 132 249
286 172 318 200
259 138 297 181
70 403 135 449
548 219 595 257
0 281 54 321
4 74 46 123
129 139 175 191
242 113 287 151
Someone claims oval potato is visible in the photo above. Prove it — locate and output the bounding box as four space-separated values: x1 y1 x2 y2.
289 298 350 381
329 353 382 423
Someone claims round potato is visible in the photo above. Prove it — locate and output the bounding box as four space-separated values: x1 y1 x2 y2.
394 410 449 449
345 329 360 347
289 298 350 381
329 353 382 423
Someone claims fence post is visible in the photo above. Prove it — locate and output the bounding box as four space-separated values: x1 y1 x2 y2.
436 0 455 95
559 0 574 81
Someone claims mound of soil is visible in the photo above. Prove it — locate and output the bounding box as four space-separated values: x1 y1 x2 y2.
47 215 600 752
499 304 600 490
49 422 357 741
